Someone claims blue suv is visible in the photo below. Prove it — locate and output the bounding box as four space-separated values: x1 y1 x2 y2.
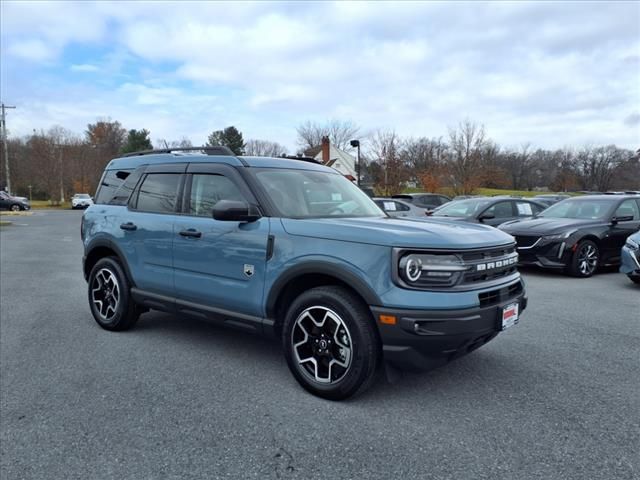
82 147 527 400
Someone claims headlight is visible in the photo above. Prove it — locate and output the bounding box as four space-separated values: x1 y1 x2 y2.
626 238 639 250
398 253 467 287
539 230 576 245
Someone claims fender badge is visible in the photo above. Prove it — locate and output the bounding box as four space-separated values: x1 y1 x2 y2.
244 264 255 277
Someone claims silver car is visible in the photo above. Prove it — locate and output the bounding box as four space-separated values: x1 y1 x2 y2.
373 197 428 218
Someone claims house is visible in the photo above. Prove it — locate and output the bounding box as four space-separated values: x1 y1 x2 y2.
305 136 357 181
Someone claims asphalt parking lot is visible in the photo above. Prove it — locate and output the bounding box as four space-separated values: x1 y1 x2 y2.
1 210 638 480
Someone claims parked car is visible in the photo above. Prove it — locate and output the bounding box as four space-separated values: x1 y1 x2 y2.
499 195 640 277
0 191 31 211
71 193 94 209
391 193 451 211
372 197 427 217
532 194 570 207
620 231 640 284
82 147 527 400
430 197 546 227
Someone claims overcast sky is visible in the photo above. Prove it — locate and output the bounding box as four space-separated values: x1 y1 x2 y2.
2 1 639 152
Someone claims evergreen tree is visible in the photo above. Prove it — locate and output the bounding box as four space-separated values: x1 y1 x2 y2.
206 126 245 155
120 129 153 154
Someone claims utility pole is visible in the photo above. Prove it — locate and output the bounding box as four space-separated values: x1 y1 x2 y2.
1 103 16 194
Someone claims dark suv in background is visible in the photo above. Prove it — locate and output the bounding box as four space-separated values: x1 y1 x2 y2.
391 192 450 211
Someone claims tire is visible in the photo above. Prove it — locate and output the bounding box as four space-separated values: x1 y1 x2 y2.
87 257 139 331
282 286 380 400
568 240 599 278
629 275 640 285
10 204 21 212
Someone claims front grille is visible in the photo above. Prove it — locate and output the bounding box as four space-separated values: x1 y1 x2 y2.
478 281 523 307
459 245 518 286
514 235 540 248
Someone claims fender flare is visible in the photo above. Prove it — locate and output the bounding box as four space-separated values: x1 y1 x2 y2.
84 237 136 286
265 260 382 318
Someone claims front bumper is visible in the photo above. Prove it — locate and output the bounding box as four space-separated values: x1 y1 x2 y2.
620 245 640 276
516 240 570 270
371 281 527 371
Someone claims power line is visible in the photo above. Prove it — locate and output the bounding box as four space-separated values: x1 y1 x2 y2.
1 103 17 194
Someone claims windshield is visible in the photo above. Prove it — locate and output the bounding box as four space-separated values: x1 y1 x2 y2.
253 168 384 219
432 198 491 217
539 199 615 219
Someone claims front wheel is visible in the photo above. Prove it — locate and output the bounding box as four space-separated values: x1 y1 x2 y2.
282 286 380 400
88 257 139 331
10 204 21 211
568 240 599 277
629 275 640 285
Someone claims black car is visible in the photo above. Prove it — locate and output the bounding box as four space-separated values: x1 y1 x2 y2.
533 194 570 207
499 195 640 277
0 191 31 211
430 196 546 227
391 193 450 210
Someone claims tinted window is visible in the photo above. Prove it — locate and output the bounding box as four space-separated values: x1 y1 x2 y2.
395 201 410 211
485 201 514 218
110 168 145 206
189 174 244 217
135 173 181 213
614 200 640 220
95 169 133 204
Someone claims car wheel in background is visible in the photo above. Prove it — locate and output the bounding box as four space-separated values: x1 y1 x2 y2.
568 240 599 278
87 257 140 331
10 204 21 211
282 286 380 400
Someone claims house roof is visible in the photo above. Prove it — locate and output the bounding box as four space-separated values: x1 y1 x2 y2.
312 144 357 177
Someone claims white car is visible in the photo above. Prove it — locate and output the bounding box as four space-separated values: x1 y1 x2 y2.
71 193 94 209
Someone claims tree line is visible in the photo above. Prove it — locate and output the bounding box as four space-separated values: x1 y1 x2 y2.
1 117 637 201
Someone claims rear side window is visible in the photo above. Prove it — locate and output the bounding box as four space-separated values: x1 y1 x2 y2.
188 174 244 217
109 168 145 206
95 169 133 204
134 173 181 214
485 201 514 218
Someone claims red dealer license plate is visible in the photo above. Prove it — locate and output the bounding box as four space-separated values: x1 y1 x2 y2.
501 303 519 331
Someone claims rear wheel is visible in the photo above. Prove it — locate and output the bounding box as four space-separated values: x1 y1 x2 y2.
568 240 599 277
88 257 139 331
282 286 380 400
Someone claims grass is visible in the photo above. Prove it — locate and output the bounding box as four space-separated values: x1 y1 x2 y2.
29 200 71 209
402 187 580 198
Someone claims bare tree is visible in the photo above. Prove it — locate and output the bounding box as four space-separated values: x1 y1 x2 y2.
578 145 625 191
244 139 288 157
447 120 487 195
368 130 407 195
296 119 360 150
155 137 193 149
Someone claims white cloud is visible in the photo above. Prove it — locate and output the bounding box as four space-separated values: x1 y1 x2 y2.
2 1 639 150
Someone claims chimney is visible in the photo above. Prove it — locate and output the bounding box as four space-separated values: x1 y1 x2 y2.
321 136 330 164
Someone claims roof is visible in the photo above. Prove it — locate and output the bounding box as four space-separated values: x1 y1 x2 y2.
563 194 640 201
105 153 336 173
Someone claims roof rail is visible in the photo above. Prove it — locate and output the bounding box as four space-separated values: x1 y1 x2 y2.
280 154 322 164
122 146 235 157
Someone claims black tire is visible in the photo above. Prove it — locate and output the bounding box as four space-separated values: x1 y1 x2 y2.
568 239 599 278
10 204 21 212
282 286 380 400
87 257 139 331
629 275 640 285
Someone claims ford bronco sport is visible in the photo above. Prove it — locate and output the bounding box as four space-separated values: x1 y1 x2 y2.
82 147 527 400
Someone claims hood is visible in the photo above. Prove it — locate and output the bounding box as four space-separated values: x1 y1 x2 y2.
500 217 603 235
280 216 514 249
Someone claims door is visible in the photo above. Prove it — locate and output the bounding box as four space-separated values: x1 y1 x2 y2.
479 201 517 227
604 199 640 263
117 165 185 296
172 164 269 317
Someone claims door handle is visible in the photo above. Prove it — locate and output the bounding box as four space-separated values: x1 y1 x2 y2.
179 229 202 238
120 222 137 231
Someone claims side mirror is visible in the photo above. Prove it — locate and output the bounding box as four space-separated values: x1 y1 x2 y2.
213 200 261 222
611 215 633 224
478 213 495 222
